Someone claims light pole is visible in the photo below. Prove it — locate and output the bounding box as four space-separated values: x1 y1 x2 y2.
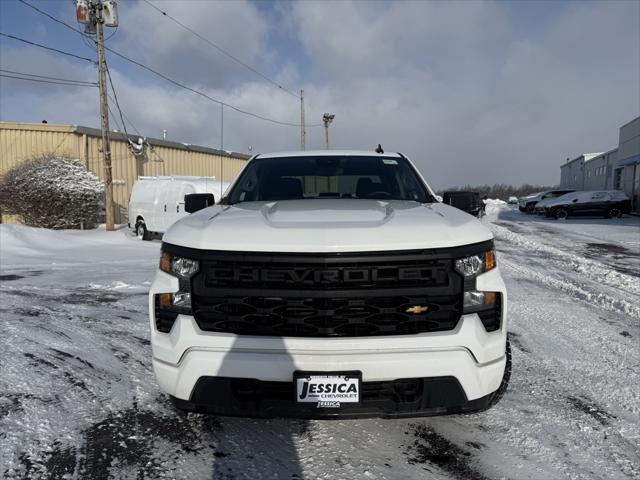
322 113 335 150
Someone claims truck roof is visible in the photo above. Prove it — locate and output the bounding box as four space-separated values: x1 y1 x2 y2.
257 150 402 159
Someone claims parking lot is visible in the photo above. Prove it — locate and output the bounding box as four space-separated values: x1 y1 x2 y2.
1 204 639 479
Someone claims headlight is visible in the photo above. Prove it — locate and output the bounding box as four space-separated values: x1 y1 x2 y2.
156 251 198 332
454 250 495 277
160 251 199 277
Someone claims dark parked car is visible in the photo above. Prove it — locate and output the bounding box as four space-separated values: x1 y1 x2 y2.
442 191 480 216
518 189 575 213
543 190 631 219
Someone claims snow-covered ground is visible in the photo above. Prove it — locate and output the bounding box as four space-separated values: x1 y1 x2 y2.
1 207 639 480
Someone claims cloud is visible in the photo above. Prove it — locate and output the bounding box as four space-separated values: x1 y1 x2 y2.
114 0 271 89
1 0 638 189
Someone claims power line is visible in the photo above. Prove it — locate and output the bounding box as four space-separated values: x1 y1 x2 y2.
0 32 96 63
141 0 299 99
15 0 322 128
106 91 140 136
0 68 97 85
105 64 129 138
0 73 97 87
103 44 317 127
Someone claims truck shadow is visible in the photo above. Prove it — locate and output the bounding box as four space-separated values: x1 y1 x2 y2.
210 335 308 479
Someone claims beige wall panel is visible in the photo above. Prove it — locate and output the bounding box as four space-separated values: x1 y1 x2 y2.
1 123 247 225
0 128 77 173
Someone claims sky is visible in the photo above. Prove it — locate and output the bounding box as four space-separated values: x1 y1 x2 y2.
0 0 638 189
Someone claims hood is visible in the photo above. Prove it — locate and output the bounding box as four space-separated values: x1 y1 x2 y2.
163 199 492 253
519 192 542 203
535 197 558 208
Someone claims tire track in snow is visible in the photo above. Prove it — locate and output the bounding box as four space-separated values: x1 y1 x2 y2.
491 222 640 297
491 223 640 319
498 255 640 319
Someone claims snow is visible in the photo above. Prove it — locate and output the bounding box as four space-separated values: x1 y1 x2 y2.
583 152 605 162
0 157 104 229
1 213 639 479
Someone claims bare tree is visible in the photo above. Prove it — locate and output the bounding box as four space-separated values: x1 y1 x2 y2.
437 183 559 200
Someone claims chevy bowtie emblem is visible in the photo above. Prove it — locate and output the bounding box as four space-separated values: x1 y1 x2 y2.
406 305 429 314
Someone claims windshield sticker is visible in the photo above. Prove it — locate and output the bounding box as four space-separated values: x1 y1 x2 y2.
382 159 398 165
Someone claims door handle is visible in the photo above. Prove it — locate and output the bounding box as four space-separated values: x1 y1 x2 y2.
176 205 179 212
164 204 167 212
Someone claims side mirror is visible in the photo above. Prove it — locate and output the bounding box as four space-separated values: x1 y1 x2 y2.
572 198 579 203
184 193 215 213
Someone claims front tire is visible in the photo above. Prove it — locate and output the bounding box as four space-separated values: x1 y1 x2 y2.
135 220 151 241
606 207 622 219
525 204 535 214
555 208 568 220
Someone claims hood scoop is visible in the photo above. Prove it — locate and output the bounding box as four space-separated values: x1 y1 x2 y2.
261 199 394 227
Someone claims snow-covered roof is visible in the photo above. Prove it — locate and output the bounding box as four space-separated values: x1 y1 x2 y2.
582 152 605 163
0 122 251 161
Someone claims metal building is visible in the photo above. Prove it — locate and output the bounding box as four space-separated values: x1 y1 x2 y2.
559 116 640 212
0 122 250 224
614 117 640 212
559 152 604 190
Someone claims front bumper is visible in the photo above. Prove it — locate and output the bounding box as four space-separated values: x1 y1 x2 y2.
149 267 508 418
169 375 496 418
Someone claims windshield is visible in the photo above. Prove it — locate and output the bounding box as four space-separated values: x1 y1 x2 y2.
226 155 433 204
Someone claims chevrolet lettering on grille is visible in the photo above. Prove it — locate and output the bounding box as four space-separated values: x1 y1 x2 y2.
207 266 434 285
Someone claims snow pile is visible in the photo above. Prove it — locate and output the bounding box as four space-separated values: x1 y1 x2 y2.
484 198 508 215
0 224 159 270
0 156 104 229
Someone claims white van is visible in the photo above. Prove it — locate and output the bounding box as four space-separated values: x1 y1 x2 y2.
128 176 229 240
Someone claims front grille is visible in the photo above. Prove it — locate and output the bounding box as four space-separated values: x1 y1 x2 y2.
177 247 470 337
191 292 461 336
200 252 450 290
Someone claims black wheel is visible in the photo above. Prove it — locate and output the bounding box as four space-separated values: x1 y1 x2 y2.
555 208 568 220
606 207 622 219
482 340 512 411
135 220 151 241
525 204 535 214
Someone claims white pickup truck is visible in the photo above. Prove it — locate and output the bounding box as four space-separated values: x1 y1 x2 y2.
149 150 510 418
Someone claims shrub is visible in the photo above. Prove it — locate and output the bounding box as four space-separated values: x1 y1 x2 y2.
0 155 104 229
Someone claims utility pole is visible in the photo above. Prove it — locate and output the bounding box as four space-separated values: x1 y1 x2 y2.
300 89 306 150
77 0 118 230
322 113 335 150
95 4 114 231
220 104 224 197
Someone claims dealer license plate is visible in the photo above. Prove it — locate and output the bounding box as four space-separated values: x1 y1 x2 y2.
295 373 361 407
